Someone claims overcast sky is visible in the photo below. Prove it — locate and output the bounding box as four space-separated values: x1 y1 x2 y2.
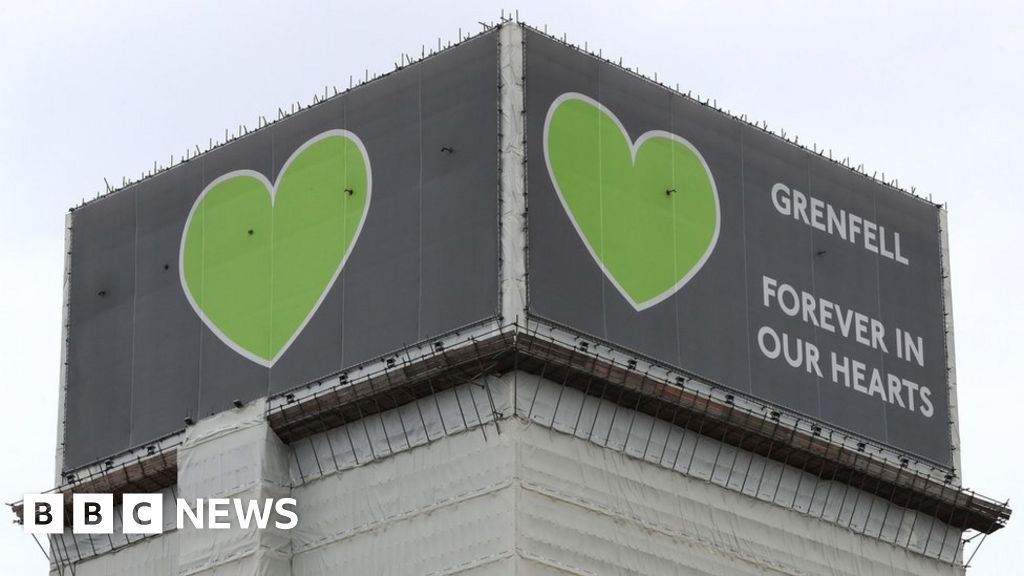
1 1 1021 573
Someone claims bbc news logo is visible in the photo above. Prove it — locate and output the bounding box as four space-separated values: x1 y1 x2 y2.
23 494 298 534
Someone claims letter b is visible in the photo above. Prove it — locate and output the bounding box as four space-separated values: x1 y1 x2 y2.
23 494 64 534
35 502 52 525
84 502 102 525
73 494 113 534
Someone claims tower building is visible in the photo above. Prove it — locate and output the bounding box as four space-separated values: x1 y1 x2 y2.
14 21 1010 576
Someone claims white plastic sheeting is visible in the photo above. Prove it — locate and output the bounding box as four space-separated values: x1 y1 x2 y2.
288 371 963 575
939 207 963 478
515 417 959 575
60 399 294 576
514 373 964 563
292 421 516 575
61 530 180 576
499 21 527 325
60 370 963 576
54 211 72 485
176 397 292 576
289 377 517 575
290 376 512 485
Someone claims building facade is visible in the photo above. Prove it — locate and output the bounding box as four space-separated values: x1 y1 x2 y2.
17 21 1009 576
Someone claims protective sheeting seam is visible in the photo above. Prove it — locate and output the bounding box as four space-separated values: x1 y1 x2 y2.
519 479 806 576
178 543 291 576
292 477 515 555
517 550 600 576
423 550 516 576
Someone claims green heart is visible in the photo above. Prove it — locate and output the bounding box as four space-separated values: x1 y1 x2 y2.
180 130 371 366
543 93 720 310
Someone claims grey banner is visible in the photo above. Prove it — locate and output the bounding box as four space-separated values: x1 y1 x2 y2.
525 30 950 465
63 32 499 470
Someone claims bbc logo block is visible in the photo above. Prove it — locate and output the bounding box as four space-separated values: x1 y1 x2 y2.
23 494 140 534
23 493 297 534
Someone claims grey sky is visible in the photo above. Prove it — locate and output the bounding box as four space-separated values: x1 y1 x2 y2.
1 1 1020 573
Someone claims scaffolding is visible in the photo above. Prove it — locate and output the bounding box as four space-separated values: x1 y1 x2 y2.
12 319 1010 573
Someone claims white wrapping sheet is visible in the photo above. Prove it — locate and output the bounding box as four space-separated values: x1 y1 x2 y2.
59 370 964 576
288 371 963 575
499 22 527 325
176 398 292 576
290 376 512 485
514 373 963 563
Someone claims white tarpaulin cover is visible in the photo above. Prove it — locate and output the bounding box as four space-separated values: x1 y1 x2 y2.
57 372 962 576
287 372 962 575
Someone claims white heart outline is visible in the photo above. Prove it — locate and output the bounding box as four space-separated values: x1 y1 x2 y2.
178 129 372 367
543 92 721 311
